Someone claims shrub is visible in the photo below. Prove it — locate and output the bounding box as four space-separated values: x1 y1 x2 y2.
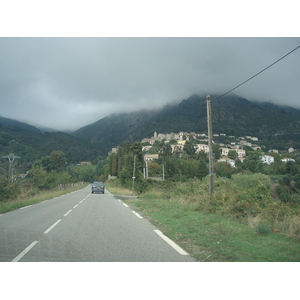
256 223 272 235
0 177 20 202
135 179 151 194
231 173 271 189
276 184 292 203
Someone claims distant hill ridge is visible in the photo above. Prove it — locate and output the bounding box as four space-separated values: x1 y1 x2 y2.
72 94 300 155
2 94 300 159
0 116 41 133
0 117 101 165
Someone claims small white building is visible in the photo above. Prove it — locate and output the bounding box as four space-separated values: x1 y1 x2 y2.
236 149 246 158
171 144 185 153
261 155 274 165
221 147 230 156
142 145 153 152
196 144 209 153
144 154 159 161
288 147 295 153
281 158 295 163
218 158 235 167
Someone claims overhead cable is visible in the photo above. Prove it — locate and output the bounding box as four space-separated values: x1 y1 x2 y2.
211 44 300 103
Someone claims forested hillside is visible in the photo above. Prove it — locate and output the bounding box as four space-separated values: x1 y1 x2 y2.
72 94 300 155
0 121 101 175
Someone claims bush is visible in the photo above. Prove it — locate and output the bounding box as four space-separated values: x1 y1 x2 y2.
0 177 21 202
135 179 151 194
231 173 271 190
256 223 272 235
275 184 299 204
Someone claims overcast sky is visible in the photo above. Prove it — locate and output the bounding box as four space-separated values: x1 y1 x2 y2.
0 37 299 131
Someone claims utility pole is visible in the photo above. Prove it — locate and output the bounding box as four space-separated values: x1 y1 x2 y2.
132 155 136 193
2 153 21 182
206 95 214 197
145 159 149 179
162 164 165 181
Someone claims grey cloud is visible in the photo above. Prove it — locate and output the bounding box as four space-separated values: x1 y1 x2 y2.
0 37 299 131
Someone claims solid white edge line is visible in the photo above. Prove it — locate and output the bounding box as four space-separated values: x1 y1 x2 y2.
154 229 189 255
105 189 113 195
64 209 72 216
132 211 143 219
11 241 39 262
44 219 62 234
20 205 32 210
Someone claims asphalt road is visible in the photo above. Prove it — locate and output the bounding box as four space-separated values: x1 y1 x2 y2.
0 185 195 262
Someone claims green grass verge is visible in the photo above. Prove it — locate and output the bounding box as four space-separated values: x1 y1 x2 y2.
105 183 137 196
0 183 89 214
125 194 300 262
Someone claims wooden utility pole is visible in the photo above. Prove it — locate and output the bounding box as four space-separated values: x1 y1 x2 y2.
146 159 149 179
132 155 136 192
206 95 214 197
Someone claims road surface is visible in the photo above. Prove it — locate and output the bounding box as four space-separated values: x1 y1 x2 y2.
0 185 195 262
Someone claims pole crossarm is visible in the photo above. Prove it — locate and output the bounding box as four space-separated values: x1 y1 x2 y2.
2 153 21 182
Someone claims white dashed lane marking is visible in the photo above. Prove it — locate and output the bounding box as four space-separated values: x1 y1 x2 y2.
11 241 39 262
44 219 62 234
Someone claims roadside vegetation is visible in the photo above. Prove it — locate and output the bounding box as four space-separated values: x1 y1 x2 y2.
0 183 89 214
106 141 300 261
107 175 300 261
2 139 300 261
0 150 107 213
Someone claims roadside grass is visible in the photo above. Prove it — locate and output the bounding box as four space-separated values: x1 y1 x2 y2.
105 183 137 196
0 183 89 214
125 195 300 261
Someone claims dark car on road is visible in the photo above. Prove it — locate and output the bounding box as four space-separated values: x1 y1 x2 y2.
91 181 105 194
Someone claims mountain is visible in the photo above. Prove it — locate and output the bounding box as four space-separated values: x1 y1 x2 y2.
0 117 101 171
72 94 300 155
0 116 41 133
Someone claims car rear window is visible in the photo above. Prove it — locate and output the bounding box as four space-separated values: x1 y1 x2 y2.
93 182 104 187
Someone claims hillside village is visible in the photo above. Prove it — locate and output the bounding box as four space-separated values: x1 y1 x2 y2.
137 131 297 167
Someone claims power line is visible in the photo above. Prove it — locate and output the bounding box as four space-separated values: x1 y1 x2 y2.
211 44 300 103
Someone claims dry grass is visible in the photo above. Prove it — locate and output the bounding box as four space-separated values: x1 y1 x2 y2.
0 183 88 214
105 183 137 196
274 215 300 239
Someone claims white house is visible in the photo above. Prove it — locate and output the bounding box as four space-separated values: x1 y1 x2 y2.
261 155 274 165
288 147 295 153
221 147 230 156
171 144 185 153
142 145 153 152
218 158 235 167
236 149 246 158
144 154 159 161
196 144 209 153
281 158 295 163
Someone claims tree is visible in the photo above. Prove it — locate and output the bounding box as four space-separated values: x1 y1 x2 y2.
108 153 118 176
228 150 238 160
159 143 172 159
37 150 67 172
50 150 67 171
183 140 196 158
148 162 161 176
212 144 221 160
